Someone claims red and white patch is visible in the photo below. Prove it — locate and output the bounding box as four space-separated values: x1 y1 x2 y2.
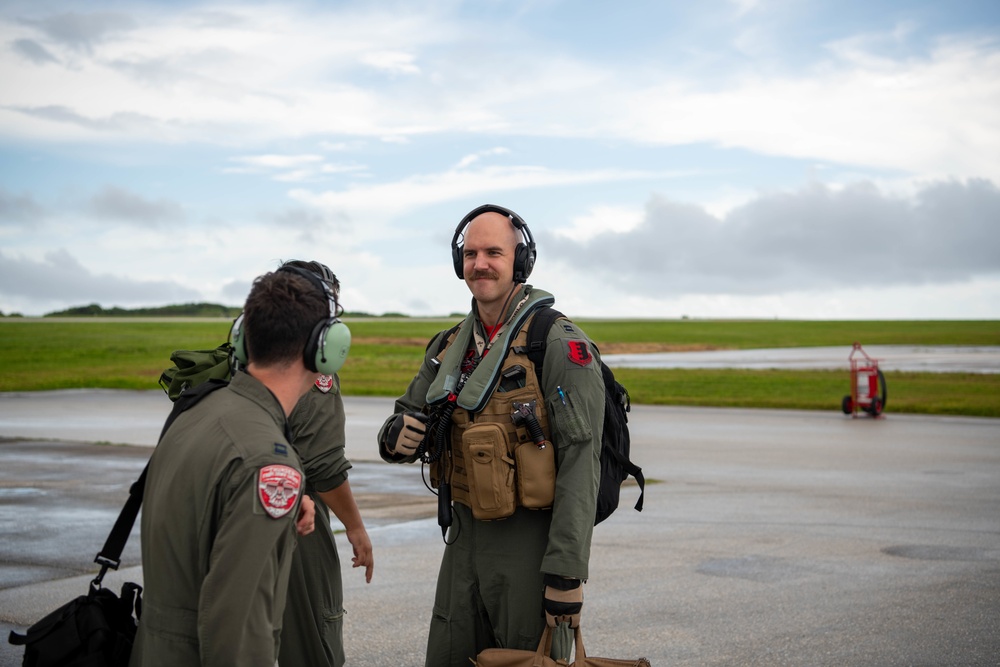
258 465 302 519
567 340 593 367
315 374 334 394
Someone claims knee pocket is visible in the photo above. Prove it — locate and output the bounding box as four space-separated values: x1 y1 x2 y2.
322 608 346 666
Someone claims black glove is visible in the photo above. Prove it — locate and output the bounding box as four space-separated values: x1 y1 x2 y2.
543 574 583 628
385 411 428 456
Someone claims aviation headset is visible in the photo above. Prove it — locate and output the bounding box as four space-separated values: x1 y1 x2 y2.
230 264 352 375
451 204 536 283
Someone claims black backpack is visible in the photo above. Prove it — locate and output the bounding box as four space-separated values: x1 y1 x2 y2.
525 307 645 525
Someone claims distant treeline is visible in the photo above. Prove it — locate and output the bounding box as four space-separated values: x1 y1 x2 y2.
0 303 422 318
42 302 244 317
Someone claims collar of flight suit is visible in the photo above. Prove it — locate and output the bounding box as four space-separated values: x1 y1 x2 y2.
230 369 292 438
425 284 555 412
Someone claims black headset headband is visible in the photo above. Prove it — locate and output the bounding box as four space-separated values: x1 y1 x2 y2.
279 264 336 311
451 204 536 282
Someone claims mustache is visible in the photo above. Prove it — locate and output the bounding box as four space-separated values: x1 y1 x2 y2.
469 270 500 280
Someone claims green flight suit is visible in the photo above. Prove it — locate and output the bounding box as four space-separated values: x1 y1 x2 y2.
130 371 304 667
280 376 353 667
378 286 605 667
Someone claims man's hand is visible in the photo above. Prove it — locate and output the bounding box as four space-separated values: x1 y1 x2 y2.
347 526 374 583
385 411 428 456
296 494 316 536
543 575 583 628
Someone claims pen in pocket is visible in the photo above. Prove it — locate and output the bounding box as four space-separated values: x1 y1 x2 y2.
556 385 567 406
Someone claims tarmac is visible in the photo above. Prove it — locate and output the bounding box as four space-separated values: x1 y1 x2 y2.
1 386 999 665
602 344 1000 374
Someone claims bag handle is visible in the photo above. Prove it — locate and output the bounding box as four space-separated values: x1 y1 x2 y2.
92 464 147 589
573 626 587 661
533 626 554 666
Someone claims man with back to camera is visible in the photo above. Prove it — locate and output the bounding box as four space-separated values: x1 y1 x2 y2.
377 204 606 665
130 267 331 667
278 259 374 667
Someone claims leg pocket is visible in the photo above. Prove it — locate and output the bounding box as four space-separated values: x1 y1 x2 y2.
321 608 345 667
426 606 457 667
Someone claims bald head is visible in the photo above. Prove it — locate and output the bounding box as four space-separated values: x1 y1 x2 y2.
466 211 521 249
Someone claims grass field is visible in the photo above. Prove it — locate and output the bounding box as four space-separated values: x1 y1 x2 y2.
1 318 998 417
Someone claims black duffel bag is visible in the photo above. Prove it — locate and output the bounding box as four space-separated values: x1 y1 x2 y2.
8 580 142 667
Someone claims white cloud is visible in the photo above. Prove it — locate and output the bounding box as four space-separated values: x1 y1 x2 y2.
544 178 1000 297
610 35 1000 182
224 154 368 182
2 5 996 185
729 0 762 18
554 205 644 242
289 165 676 227
360 50 420 75
231 154 324 169
455 147 510 170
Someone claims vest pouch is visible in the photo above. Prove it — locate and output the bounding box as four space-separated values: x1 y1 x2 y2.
514 440 555 509
464 423 517 521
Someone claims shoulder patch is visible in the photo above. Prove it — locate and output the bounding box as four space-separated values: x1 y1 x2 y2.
258 464 302 519
315 375 334 393
566 339 594 367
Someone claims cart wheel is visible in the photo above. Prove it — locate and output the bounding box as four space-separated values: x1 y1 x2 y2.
841 395 853 414
868 396 883 417
877 369 887 409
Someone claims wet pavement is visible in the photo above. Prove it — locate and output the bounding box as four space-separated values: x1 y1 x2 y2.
602 345 1000 373
1 393 999 665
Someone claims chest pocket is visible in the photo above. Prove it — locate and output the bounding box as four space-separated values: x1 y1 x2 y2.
464 422 516 520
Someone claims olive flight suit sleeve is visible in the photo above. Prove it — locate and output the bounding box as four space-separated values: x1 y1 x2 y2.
198 438 302 667
540 319 605 580
291 380 352 493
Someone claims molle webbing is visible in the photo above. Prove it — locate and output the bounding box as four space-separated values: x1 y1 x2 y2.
431 314 555 516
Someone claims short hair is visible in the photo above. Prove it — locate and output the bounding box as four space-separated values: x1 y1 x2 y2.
242 270 328 367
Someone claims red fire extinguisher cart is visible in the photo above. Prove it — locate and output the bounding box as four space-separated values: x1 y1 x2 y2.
842 342 887 417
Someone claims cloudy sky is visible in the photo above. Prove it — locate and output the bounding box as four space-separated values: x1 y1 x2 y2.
1 0 998 319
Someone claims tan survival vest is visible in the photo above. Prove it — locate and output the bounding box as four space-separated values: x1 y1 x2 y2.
429 313 556 520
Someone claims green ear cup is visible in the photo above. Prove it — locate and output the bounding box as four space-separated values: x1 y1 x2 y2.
230 314 248 365
314 320 351 375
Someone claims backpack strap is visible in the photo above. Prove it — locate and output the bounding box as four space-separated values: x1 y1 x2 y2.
429 321 463 357
92 379 229 581
524 306 565 379
613 447 645 512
